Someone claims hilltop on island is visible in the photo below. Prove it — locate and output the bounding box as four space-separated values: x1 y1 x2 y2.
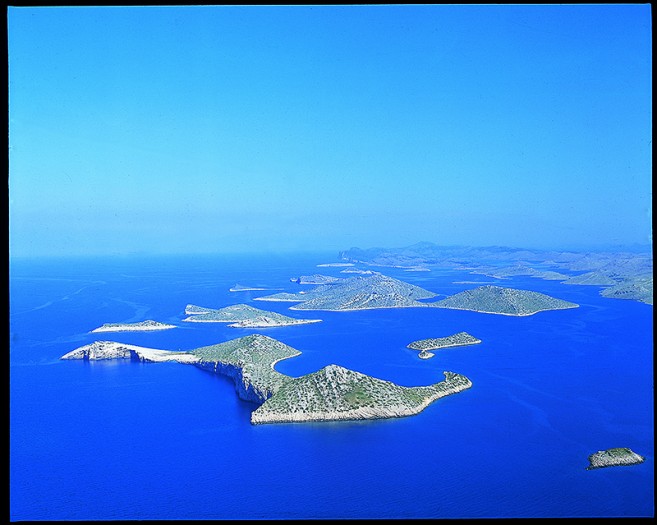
256 273 436 311
193 334 300 401
586 448 645 470
251 366 471 424
430 285 578 316
61 334 471 425
90 320 176 333
182 303 322 327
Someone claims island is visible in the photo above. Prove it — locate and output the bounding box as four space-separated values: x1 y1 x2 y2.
61 334 472 425
290 274 341 285
256 273 437 311
586 448 645 470
182 303 322 327
193 334 301 402
317 262 354 267
408 332 482 352
229 283 270 292
469 264 570 281
90 320 176 333
430 285 578 316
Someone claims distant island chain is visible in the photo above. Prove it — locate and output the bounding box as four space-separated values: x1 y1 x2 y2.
61 242 649 468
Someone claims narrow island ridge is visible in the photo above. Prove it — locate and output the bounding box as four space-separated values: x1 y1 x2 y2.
90 320 176 333
408 332 481 359
182 303 322 328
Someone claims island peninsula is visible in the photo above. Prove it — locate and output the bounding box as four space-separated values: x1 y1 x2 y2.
61 334 471 425
90 320 176 333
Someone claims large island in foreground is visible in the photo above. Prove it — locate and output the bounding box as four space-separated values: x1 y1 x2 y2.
61 334 471 425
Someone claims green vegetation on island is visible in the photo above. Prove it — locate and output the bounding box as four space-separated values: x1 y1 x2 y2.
257 273 436 311
192 334 300 402
600 275 653 305
183 303 322 327
586 448 645 470
431 285 578 316
62 334 472 425
408 331 481 351
251 366 472 424
340 242 652 305
90 320 176 333
469 264 570 281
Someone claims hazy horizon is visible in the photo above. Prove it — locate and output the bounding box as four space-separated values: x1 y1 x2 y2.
8 5 652 258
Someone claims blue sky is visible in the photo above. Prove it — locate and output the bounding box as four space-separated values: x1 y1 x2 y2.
8 5 652 256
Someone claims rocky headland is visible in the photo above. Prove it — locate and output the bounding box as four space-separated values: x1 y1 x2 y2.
61 341 198 363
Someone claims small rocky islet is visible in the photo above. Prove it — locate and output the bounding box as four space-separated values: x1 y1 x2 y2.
182 303 322 328
586 448 645 470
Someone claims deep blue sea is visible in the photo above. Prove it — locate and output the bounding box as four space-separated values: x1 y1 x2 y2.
9 252 654 519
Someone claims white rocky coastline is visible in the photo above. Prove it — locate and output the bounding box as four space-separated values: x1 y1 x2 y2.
62 336 472 426
251 368 472 424
61 341 199 364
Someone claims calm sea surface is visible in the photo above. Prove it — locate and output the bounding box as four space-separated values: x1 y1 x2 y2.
9 253 654 519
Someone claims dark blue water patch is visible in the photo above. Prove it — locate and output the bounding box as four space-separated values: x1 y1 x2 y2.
9 255 654 519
